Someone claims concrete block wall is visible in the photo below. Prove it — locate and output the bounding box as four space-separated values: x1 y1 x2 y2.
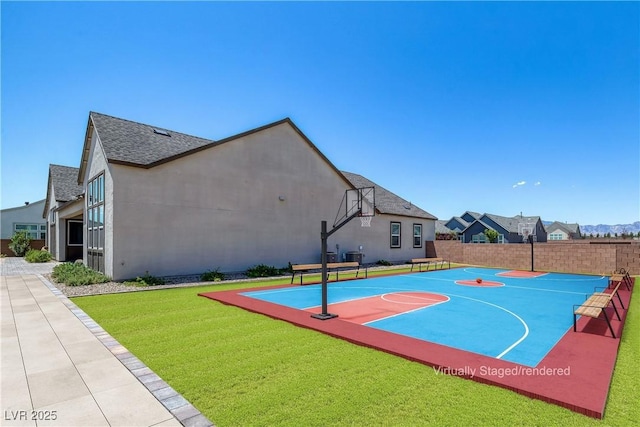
430 240 463 263
1 239 46 257
432 240 639 275
617 243 640 275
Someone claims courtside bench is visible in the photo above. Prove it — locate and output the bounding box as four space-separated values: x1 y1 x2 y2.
573 281 625 338
290 262 368 285
410 258 450 272
610 270 633 291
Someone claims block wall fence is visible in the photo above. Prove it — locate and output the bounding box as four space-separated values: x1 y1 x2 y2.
1 239 46 257
430 240 640 275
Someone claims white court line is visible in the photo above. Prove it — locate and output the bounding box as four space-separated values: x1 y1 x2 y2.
464 268 606 282
363 294 451 325
440 293 530 359
381 292 447 305
503 284 588 295
248 282 528 359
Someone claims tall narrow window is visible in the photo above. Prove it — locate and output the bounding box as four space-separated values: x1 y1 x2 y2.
413 224 422 248
390 222 401 248
87 173 105 273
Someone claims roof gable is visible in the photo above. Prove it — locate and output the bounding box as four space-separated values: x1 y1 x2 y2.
445 216 469 231
43 164 84 217
461 211 481 222
77 113 352 185
547 221 580 235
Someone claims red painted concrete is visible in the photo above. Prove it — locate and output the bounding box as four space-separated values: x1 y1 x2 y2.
305 292 449 324
455 280 505 287
199 279 634 419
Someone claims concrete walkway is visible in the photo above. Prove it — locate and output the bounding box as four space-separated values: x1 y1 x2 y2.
0 259 213 427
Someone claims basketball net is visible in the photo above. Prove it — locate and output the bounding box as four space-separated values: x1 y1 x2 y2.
360 216 372 227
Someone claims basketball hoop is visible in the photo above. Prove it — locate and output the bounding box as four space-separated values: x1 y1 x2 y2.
518 222 535 243
360 216 372 227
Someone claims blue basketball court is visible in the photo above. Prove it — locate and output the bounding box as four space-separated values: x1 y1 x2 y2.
241 267 608 367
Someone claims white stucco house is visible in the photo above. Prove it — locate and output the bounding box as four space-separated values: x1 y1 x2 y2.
546 221 582 240
43 165 84 261
55 112 436 280
1 200 47 255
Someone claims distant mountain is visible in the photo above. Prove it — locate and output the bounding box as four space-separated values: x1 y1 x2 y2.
543 221 640 236
579 222 640 237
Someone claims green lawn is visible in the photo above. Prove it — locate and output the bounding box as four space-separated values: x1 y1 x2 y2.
73 276 639 426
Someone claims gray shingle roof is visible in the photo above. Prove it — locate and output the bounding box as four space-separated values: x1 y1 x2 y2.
546 221 581 235
445 216 470 231
341 171 437 220
436 220 453 234
90 112 216 166
50 164 83 202
482 213 541 233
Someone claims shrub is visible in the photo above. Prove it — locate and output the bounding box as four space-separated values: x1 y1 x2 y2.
484 229 500 243
9 231 31 256
201 268 225 282
125 272 165 287
376 260 393 266
52 262 111 286
25 249 52 263
246 264 286 278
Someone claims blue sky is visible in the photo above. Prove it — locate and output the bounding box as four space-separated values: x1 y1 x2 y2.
1 1 638 225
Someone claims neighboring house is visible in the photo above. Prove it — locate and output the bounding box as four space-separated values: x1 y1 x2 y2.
459 211 481 224
435 220 456 239
68 111 437 280
0 200 47 255
546 222 582 240
43 165 84 261
438 211 482 240
461 213 548 243
444 217 470 234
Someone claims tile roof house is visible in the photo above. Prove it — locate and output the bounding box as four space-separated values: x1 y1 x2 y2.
69 112 437 280
43 164 84 261
546 222 582 240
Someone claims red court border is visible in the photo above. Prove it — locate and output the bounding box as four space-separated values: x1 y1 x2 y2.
199 279 634 419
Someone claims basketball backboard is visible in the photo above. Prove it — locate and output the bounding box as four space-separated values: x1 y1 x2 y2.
334 187 375 228
518 222 537 242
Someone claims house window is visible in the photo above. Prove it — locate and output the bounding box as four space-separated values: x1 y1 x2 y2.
413 224 422 248
87 172 105 273
472 233 487 243
390 222 401 248
549 233 564 240
14 224 46 240
67 220 83 246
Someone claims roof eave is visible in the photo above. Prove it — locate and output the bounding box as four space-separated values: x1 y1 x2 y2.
77 114 95 185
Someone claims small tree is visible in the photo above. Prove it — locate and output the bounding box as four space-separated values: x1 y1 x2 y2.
9 231 31 256
484 229 500 243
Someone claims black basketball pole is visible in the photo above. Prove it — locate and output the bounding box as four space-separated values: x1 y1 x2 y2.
529 234 534 272
312 211 362 320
